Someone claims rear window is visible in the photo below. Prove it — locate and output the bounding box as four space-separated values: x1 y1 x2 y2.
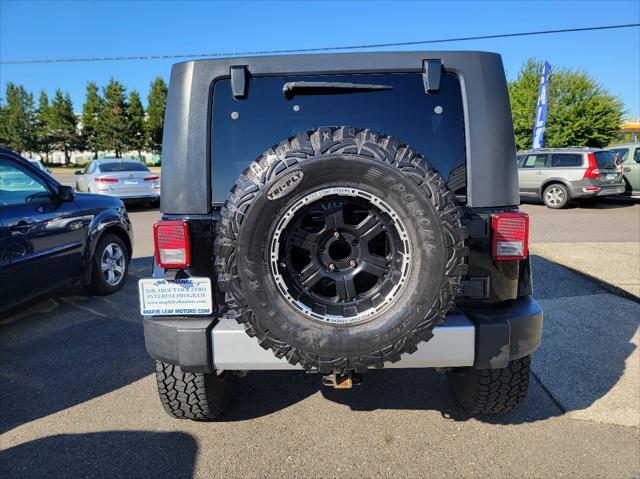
593 151 617 170
522 154 547 168
608 148 630 162
550 154 583 167
211 73 466 203
98 162 149 173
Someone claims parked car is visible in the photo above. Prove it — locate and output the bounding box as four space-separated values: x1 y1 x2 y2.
75 159 160 207
516 147 625 208
604 143 640 198
28 159 52 175
0 148 133 312
140 51 543 420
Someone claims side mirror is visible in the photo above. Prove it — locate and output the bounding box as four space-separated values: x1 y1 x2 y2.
74 170 82 175
59 185 75 202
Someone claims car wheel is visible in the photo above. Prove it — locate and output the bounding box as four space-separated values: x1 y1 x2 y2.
447 355 532 415
542 183 569 209
155 362 235 420
88 234 129 295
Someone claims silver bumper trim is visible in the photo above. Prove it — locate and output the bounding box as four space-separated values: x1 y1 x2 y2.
211 315 475 370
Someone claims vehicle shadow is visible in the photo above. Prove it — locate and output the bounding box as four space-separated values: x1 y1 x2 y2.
520 196 637 210
0 257 154 435
124 203 160 213
225 254 638 425
1 431 197 479
1 254 636 429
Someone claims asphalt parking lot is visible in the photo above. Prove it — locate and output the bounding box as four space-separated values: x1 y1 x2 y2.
1 175 639 478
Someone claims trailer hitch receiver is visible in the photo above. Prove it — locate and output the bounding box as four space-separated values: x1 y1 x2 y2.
321 371 362 389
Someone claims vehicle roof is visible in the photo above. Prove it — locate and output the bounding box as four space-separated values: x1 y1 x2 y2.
175 50 498 67
604 143 639 149
92 158 144 164
517 147 606 154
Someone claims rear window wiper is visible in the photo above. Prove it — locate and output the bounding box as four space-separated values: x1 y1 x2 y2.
283 81 393 99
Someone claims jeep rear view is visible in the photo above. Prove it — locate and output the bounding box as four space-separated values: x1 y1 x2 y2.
139 51 543 419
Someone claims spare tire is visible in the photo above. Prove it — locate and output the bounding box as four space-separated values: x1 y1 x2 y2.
215 127 467 373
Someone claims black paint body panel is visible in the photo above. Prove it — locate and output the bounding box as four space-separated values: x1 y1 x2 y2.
0 148 133 312
161 51 518 214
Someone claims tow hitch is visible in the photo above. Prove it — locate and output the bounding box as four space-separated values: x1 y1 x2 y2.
321 371 362 389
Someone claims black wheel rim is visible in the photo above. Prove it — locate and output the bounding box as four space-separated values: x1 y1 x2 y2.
270 187 411 324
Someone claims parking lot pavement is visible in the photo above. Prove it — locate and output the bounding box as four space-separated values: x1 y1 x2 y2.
1 193 639 477
521 200 640 244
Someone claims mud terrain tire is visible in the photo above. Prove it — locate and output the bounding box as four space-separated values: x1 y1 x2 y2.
215 127 467 373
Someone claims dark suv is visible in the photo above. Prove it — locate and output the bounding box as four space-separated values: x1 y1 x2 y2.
139 51 543 420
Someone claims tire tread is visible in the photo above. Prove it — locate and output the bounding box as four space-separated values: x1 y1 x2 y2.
214 127 467 372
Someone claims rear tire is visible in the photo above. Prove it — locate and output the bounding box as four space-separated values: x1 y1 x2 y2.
542 183 570 209
155 362 235 420
446 355 532 415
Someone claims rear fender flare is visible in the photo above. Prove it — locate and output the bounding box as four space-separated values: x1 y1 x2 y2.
82 210 132 282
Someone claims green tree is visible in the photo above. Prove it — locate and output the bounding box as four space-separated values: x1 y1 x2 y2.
97 79 129 157
509 59 624 150
0 82 35 154
49 89 78 164
145 77 167 154
81 82 102 158
0 97 8 147
35 90 54 161
128 89 145 158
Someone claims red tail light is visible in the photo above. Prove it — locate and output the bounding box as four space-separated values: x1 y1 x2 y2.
144 175 160 181
491 212 529 261
584 153 601 179
154 220 191 269
94 176 118 183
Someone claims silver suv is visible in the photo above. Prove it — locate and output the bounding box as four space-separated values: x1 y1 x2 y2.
517 147 625 208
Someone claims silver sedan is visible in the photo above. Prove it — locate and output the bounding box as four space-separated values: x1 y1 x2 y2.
75 159 160 206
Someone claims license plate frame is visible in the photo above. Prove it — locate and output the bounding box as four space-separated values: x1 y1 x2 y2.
138 277 213 316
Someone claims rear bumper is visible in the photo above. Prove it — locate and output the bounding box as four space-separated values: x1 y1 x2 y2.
93 190 160 201
569 183 625 198
143 296 543 373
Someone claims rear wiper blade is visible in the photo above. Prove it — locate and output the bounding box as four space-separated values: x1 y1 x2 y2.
283 81 393 99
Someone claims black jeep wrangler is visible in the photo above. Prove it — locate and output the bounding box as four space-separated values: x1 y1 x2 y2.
139 51 543 420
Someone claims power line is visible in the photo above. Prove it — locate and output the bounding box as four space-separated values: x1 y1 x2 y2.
2 23 639 65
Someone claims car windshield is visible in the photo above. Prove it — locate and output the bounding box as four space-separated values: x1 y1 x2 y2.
98 162 149 173
593 151 618 169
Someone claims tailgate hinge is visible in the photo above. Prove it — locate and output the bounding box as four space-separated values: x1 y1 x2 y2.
422 59 442 94
230 65 248 99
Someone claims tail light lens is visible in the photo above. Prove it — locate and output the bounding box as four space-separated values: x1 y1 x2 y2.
154 220 191 268
491 212 529 261
144 175 160 181
94 176 118 183
584 153 601 179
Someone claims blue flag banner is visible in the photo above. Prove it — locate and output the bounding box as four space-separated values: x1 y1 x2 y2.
532 61 551 149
